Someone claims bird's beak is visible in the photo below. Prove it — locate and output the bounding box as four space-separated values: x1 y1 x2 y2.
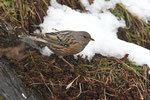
89 38 94 41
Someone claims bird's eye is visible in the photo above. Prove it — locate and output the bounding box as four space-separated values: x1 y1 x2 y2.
83 36 87 38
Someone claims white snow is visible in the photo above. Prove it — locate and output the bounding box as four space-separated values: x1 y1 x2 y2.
81 0 150 22
40 0 150 67
121 0 150 22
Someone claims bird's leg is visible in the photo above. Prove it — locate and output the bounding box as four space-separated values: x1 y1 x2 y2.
61 57 74 69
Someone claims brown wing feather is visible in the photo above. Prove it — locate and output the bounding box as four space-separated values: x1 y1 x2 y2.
41 31 81 56
61 43 80 56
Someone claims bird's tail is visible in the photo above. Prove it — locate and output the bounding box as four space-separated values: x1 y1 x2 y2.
19 34 48 53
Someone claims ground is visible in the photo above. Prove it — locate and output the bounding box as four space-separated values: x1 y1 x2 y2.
0 31 149 99
0 0 150 99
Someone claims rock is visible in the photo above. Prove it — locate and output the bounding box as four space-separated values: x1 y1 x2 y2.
0 59 44 100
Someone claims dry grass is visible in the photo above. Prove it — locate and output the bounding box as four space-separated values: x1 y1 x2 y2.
11 52 149 100
0 0 49 34
110 3 150 49
0 0 150 100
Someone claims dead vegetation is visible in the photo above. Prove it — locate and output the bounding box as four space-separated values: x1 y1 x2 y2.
110 3 150 49
0 0 150 100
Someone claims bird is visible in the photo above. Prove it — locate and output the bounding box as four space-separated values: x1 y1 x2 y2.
21 30 94 67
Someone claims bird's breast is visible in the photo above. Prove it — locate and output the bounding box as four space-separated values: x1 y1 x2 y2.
61 43 81 56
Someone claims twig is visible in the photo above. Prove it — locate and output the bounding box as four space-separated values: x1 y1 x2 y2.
30 82 76 88
133 79 144 100
104 89 107 100
120 54 129 62
40 73 54 99
31 0 42 23
72 83 82 99
66 75 80 89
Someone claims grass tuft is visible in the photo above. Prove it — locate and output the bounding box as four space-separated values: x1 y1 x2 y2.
110 3 150 49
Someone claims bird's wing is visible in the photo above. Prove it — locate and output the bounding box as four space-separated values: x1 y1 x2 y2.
45 31 78 48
